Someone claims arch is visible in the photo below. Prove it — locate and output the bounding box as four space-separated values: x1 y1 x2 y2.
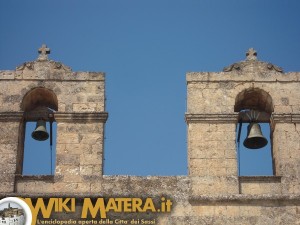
17 87 58 175
21 87 58 112
234 88 273 114
235 88 275 176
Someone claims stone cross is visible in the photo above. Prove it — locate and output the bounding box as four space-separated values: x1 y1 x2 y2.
246 48 257 61
38 44 50 61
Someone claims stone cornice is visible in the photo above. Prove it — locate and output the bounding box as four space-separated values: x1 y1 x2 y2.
0 112 108 122
272 113 300 123
189 194 300 204
186 72 300 83
54 112 108 122
0 70 105 81
239 176 281 183
185 113 300 123
185 113 239 123
0 112 23 122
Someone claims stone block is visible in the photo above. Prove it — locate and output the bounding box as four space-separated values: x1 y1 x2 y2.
56 154 80 165
52 182 78 193
79 133 102 144
80 153 102 165
226 167 237 176
0 122 19 144
53 182 91 193
0 182 14 192
80 165 94 175
190 176 239 195
0 153 16 164
192 205 216 216
225 148 237 159
226 206 240 217
57 133 80 144
73 103 97 112
62 174 83 183
64 123 103 133
0 163 16 174
90 182 103 192
16 181 55 193
0 71 15 79
56 165 80 176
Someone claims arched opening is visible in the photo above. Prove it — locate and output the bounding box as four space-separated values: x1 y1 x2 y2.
18 87 58 175
235 87 273 114
21 87 58 112
235 88 275 176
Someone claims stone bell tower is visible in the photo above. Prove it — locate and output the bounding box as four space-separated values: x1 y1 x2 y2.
186 48 300 195
0 45 108 193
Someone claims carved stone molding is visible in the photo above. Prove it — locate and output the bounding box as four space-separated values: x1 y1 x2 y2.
50 61 71 71
16 60 71 72
189 194 300 204
267 63 283 72
185 113 300 124
223 48 284 73
223 61 283 73
272 113 300 123
55 112 108 122
0 112 108 123
16 62 35 71
239 176 281 183
185 113 239 123
0 112 23 122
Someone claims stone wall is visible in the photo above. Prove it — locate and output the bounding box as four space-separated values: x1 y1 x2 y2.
4 176 300 225
0 47 107 193
1 47 300 224
186 59 300 195
0 121 19 192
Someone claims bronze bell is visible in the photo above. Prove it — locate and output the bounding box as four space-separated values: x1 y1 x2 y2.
243 123 268 149
32 120 49 141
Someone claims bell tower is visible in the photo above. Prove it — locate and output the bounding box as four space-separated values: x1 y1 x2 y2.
0 45 108 193
186 48 300 195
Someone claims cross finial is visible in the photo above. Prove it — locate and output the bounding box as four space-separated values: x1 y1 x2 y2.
38 44 50 60
246 48 257 61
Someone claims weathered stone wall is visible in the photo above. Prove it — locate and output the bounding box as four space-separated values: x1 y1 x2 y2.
0 48 107 193
273 123 300 194
186 72 300 114
186 68 300 195
1 48 300 224
0 75 105 113
6 176 300 224
0 121 19 192
183 50 300 224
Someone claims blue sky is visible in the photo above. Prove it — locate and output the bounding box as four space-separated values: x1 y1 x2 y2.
1 1 300 176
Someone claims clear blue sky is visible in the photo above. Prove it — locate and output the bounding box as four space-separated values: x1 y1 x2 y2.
1 1 300 176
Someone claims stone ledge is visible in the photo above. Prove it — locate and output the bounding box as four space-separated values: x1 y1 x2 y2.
189 194 300 204
0 71 15 80
0 112 109 122
239 176 281 183
0 112 23 121
186 72 300 82
273 113 300 123
15 175 63 182
55 112 108 122
185 113 238 123
185 113 300 123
